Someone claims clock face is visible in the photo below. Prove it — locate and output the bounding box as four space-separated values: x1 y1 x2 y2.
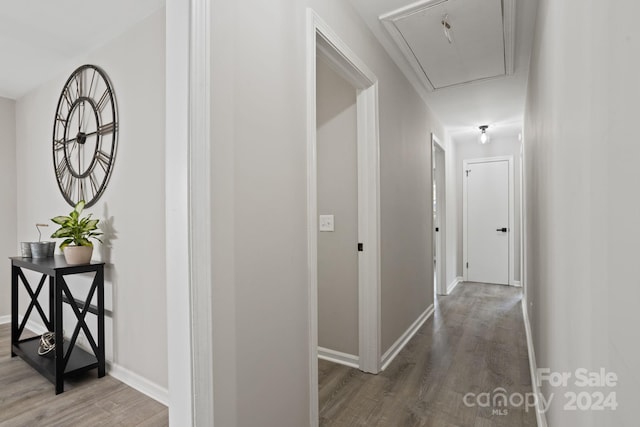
53 64 118 208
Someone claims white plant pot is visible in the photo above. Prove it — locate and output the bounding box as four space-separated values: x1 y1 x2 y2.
63 245 93 265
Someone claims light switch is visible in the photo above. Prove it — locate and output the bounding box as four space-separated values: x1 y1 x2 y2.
319 215 335 232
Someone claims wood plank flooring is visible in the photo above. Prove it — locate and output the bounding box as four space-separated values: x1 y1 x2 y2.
0 324 167 427
319 282 537 427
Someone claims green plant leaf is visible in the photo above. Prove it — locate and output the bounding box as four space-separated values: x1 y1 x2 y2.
85 219 99 230
77 237 93 247
59 238 74 251
51 227 74 238
74 200 86 214
51 216 70 225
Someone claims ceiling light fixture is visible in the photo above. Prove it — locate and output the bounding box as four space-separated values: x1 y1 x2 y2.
441 14 452 44
479 125 490 144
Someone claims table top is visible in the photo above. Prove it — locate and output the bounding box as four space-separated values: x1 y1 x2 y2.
9 255 105 275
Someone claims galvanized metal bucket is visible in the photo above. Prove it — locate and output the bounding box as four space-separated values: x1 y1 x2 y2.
30 242 50 258
20 242 33 257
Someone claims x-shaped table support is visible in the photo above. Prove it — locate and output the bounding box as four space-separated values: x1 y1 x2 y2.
15 270 53 338
58 275 101 369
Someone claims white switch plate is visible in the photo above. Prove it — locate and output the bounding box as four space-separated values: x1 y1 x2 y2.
319 215 334 232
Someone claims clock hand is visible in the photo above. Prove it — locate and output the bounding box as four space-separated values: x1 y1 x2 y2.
82 129 99 138
81 102 89 130
67 141 77 158
64 129 98 145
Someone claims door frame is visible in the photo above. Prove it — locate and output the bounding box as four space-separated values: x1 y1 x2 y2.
462 156 515 285
306 8 382 426
431 134 447 295
520 140 525 290
166 0 214 425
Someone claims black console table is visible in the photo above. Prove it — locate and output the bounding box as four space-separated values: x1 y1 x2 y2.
9 256 105 394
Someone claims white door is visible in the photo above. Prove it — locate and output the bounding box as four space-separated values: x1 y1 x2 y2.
465 159 510 285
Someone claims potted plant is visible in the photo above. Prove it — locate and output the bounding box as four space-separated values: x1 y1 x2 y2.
51 200 102 265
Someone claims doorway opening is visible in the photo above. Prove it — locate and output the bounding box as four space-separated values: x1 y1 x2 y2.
306 9 381 426
316 55 360 368
432 134 447 296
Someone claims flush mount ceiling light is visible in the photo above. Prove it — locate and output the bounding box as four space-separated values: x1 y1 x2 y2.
479 125 490 144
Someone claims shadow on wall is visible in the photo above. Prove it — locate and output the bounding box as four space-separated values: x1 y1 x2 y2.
99 202 118 360
99 203 117 265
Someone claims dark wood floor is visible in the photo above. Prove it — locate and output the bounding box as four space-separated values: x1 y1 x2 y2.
0 323 167 427
319 282 537 427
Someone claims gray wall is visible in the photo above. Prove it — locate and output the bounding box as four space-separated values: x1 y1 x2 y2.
316 58 359 356
14 9 167 391
377 52 443 354
524 0 639 425
209 1 445 425
0 97 16 318
453 132 522 281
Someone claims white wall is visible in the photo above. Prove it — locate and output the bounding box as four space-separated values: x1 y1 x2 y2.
209 1 445 425
524 0 639 425
14 8 167 393
0 97 16 318
453 132 522 282
316 58 359 356
444 136 458 290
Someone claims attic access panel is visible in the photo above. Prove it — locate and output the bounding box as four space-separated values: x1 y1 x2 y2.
381 0 514 91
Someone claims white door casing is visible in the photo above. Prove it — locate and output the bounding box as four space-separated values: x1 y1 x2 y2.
432 134 447 295
166 0 214 425
463 156 514 285
307 9 382 427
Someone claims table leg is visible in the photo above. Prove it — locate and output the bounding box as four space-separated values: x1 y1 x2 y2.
49 276 55 331
54 272 64 395
97 266 105 378
11 266 18 357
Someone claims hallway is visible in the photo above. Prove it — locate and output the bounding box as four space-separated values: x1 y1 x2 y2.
319 283 536 426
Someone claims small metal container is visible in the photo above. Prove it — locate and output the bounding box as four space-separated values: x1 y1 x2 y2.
20 242 33 258
46 241 56 257
30 242 50 258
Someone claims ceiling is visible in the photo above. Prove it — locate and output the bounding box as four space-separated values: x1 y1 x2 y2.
349 0 539 138
0 0 165 100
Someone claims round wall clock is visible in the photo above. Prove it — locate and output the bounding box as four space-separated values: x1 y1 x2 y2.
53 64 118 208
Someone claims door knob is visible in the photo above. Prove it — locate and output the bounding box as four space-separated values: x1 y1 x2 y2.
496 227 508 232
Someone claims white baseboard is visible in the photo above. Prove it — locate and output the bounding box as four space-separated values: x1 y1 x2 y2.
15 317 168 407
522 299 548 427
22 318 47 335
381 304 435 371
0 315 10 325
317 347 359 369
107 363 168 406
513 280 522 287
447 277 463 294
